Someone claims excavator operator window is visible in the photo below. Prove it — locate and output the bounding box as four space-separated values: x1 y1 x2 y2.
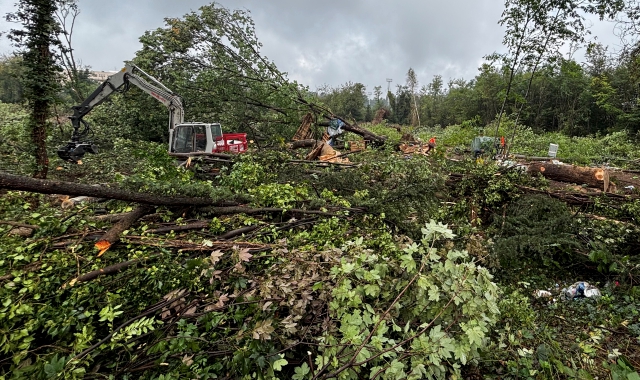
172 126 194 153
194 125 207 152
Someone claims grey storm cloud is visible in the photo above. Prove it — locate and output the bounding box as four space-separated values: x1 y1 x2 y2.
0 0 620 91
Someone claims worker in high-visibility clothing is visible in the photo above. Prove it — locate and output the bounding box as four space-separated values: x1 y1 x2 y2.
426 137 436 153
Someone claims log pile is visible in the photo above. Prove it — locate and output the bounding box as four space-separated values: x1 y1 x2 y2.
306 142 351 163
398 143 431 155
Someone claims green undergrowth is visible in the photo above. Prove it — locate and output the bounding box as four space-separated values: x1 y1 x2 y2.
3 104 640 378
0 188 501 379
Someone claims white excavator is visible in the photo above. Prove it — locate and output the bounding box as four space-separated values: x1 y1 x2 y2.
57 62 247 163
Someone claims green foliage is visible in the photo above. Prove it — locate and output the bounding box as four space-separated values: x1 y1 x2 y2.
493 195 581 268
318 82 368 121
219 158 276 192
312 222 500 379
0 103 32 174
249 183 308 208
0 55 25 103
115 141 213 198
2 3 640 379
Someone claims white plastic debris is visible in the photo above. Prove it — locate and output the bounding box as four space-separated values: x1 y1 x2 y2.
498 160 527 172
534 290 553 298
625 185 635 191
561 282 601 300
61 196 95 209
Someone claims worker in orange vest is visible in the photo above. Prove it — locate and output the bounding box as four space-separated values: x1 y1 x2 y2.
426 137 436 153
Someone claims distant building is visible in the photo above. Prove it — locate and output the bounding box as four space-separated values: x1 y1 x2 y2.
89 71 118 82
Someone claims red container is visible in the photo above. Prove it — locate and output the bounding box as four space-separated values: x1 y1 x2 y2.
213 133 248 153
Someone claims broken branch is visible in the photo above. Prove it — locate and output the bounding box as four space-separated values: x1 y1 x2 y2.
95 205 155 256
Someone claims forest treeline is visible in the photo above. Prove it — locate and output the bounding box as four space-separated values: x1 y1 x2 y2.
314 44 640 137
4 47 637 139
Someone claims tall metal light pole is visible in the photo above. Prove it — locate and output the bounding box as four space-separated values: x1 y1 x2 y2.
386 78 392 93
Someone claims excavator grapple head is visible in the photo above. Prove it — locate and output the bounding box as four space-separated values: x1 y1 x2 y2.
57 142 98 163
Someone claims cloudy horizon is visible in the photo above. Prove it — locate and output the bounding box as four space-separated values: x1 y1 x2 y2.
0 0 622 92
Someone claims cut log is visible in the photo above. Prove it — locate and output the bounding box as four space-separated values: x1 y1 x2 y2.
527 163 610 191
291 139 321 149
95 205 155 256
0 172 217 206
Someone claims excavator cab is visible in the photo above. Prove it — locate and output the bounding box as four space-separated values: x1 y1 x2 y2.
170 123 223 154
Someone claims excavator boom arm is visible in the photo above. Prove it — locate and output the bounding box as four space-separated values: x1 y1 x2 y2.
59 63 184 162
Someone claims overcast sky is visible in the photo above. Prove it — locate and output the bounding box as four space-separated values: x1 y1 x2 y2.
0 0 621 92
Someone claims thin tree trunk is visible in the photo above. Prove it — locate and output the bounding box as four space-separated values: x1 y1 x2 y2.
492 9 532 144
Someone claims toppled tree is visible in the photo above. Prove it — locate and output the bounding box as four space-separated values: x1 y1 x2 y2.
89 3 385 148
106 3 315 143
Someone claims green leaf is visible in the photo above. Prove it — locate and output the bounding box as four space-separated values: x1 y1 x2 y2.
466 326 484 347
272 355 288 371
628 373 640 380
428 285 440 301
292 362 310 380
400 254 416 272
384 359 405 379
421 220 456 241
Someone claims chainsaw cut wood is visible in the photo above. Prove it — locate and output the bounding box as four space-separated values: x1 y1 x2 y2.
526 162 610 191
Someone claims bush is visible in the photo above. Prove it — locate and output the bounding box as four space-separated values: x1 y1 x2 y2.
492 195 582 268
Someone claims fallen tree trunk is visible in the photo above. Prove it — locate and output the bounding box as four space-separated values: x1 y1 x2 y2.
318 119 387 145
95 205 155 256
0 221 40 229
148 221 210 234
218 225 261 240
341 122 387 145
200 206 347 217
0 172 217 206
527 163 610 191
